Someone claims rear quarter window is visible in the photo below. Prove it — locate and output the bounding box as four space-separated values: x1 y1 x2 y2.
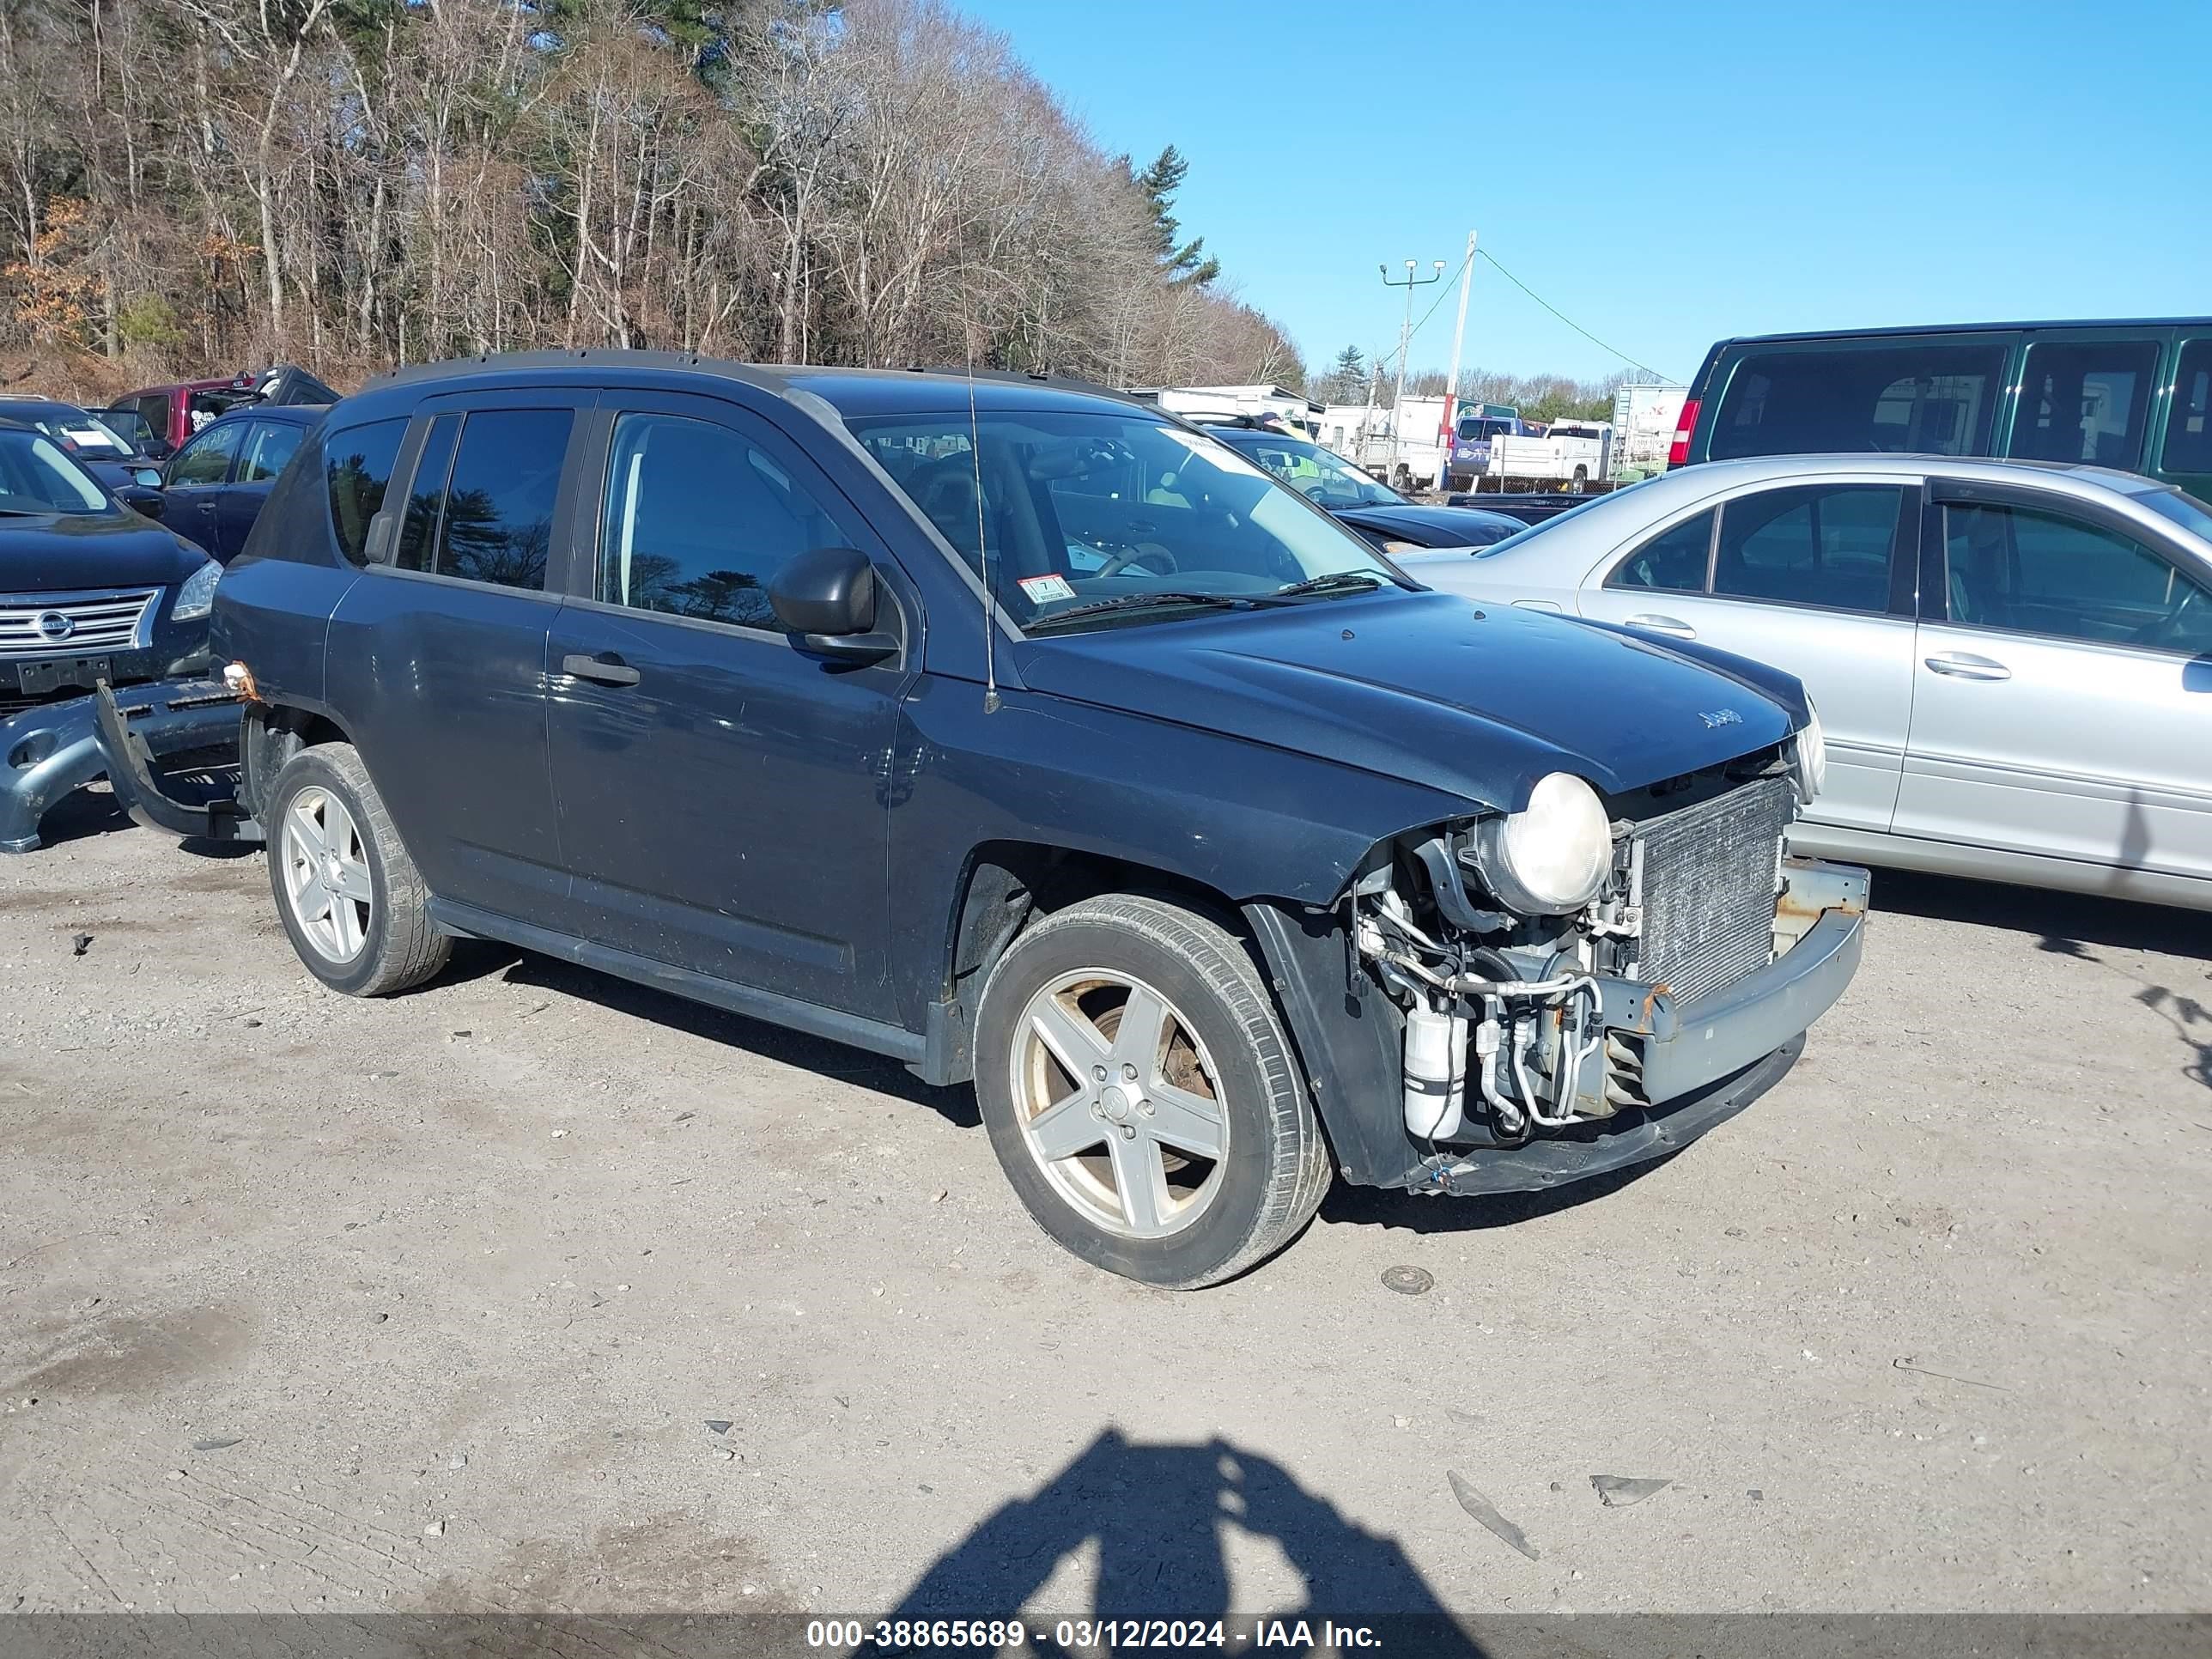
1710 343 2007 460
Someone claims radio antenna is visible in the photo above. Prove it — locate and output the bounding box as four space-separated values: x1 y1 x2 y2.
964 326 1000 714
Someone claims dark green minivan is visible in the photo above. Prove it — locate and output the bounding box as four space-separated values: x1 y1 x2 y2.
1671 319 2212 499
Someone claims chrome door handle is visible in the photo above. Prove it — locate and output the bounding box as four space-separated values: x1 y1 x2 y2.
562 652 642 687
1625 613 1695 639
1923 652 2011 682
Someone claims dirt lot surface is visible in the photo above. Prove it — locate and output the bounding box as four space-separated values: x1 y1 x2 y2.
3 788 2209 1620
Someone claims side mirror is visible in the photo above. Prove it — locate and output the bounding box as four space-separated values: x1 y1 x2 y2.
116 484 166 520
769 546 897 664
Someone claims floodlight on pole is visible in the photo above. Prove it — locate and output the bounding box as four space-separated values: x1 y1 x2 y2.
1380 257 1446 482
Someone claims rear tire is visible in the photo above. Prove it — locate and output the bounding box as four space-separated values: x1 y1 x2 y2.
974 895 1330 1288
265 742 450 997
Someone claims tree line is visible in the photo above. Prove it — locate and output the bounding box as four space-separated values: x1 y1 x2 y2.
0 0 1306 392
1313 345 1631 424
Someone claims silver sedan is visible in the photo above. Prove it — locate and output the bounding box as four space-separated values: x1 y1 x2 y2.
1401 454 2212 910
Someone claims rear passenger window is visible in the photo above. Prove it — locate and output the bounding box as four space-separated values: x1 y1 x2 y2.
2162 340 2212 476
1712 484 1903 613
1710 344 2005 460
597 411 847 629
395 410 568 590
1611 510 1712 592
2008 339 2160 469
323 417 406 564
239 421 304 483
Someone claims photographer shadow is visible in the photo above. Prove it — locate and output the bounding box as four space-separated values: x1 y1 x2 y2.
864 1428 1485 1656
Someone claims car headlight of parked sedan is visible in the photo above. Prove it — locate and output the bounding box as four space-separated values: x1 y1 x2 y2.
172 557 222 621
1792 703 1827 804
1466 770 1614 915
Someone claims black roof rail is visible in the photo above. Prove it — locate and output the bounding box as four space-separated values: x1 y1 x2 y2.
356 349 1164 414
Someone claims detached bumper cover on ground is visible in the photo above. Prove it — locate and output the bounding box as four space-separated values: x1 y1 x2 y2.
0 678 244 853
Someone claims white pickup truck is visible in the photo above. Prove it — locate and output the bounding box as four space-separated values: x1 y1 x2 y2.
1483 420 1614 492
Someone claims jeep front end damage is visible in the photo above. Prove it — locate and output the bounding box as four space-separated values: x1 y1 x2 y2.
1351 748 1867 1191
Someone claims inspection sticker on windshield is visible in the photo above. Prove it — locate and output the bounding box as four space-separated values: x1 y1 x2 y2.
1018 574 1076 603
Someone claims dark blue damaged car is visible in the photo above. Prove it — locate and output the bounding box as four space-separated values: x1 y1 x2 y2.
101 353 1868 1288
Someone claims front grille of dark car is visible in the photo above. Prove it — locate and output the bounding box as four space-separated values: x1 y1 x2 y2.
1627 773 1793 1005
0 588 159 658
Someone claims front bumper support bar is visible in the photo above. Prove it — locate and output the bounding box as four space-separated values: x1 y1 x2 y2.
1419 857 1868 1196
1624 860 1867 1105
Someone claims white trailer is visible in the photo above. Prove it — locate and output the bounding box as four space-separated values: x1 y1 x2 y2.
1609 382 1690 476
1144 384 1323 439
1349 394 1453 491
1316 404 1382 459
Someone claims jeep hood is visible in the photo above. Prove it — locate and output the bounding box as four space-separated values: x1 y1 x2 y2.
1015 588 1804 812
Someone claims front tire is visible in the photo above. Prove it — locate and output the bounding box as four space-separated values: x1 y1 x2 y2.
973 895 1331 1288
265 742 450 997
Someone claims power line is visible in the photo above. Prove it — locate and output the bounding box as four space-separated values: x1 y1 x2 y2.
1474 248 1677 382
1359 240 1676 392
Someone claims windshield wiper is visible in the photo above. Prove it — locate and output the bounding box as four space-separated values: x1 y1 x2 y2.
1026 591 1281 630
1272 570 1394 599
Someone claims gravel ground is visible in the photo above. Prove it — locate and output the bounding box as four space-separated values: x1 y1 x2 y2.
2 786 2209 1619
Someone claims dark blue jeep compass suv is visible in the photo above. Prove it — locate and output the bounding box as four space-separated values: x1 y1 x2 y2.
102 352 1866 1287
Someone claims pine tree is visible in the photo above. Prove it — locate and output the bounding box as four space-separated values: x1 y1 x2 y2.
1324 344 1365 403
1126 145 1219 288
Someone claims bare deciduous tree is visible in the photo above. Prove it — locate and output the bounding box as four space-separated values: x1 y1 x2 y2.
0 0 1308 395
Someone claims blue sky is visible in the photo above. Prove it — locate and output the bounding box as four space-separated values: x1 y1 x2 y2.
957 0 2209 386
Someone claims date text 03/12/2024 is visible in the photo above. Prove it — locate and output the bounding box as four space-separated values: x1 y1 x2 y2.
810 1619 1388 1651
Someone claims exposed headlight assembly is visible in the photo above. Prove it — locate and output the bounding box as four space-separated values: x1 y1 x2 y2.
1467 771 1613 915
173 558 221 621
1793 703 1827 803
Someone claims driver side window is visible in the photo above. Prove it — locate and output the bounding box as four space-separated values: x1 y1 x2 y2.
599 410 848 629
1942 502 2212 652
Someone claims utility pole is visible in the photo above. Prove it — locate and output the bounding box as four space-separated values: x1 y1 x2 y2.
1380 258 1445 480
1439 229 1478 480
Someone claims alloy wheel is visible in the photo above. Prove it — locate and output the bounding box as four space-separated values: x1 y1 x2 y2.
279 785 374 963
1009 968 1230 1239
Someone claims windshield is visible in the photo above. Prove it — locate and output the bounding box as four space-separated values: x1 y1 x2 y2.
850 410 1399 629
5 405 133 458
0 429 112 514
1225 433 1401 507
